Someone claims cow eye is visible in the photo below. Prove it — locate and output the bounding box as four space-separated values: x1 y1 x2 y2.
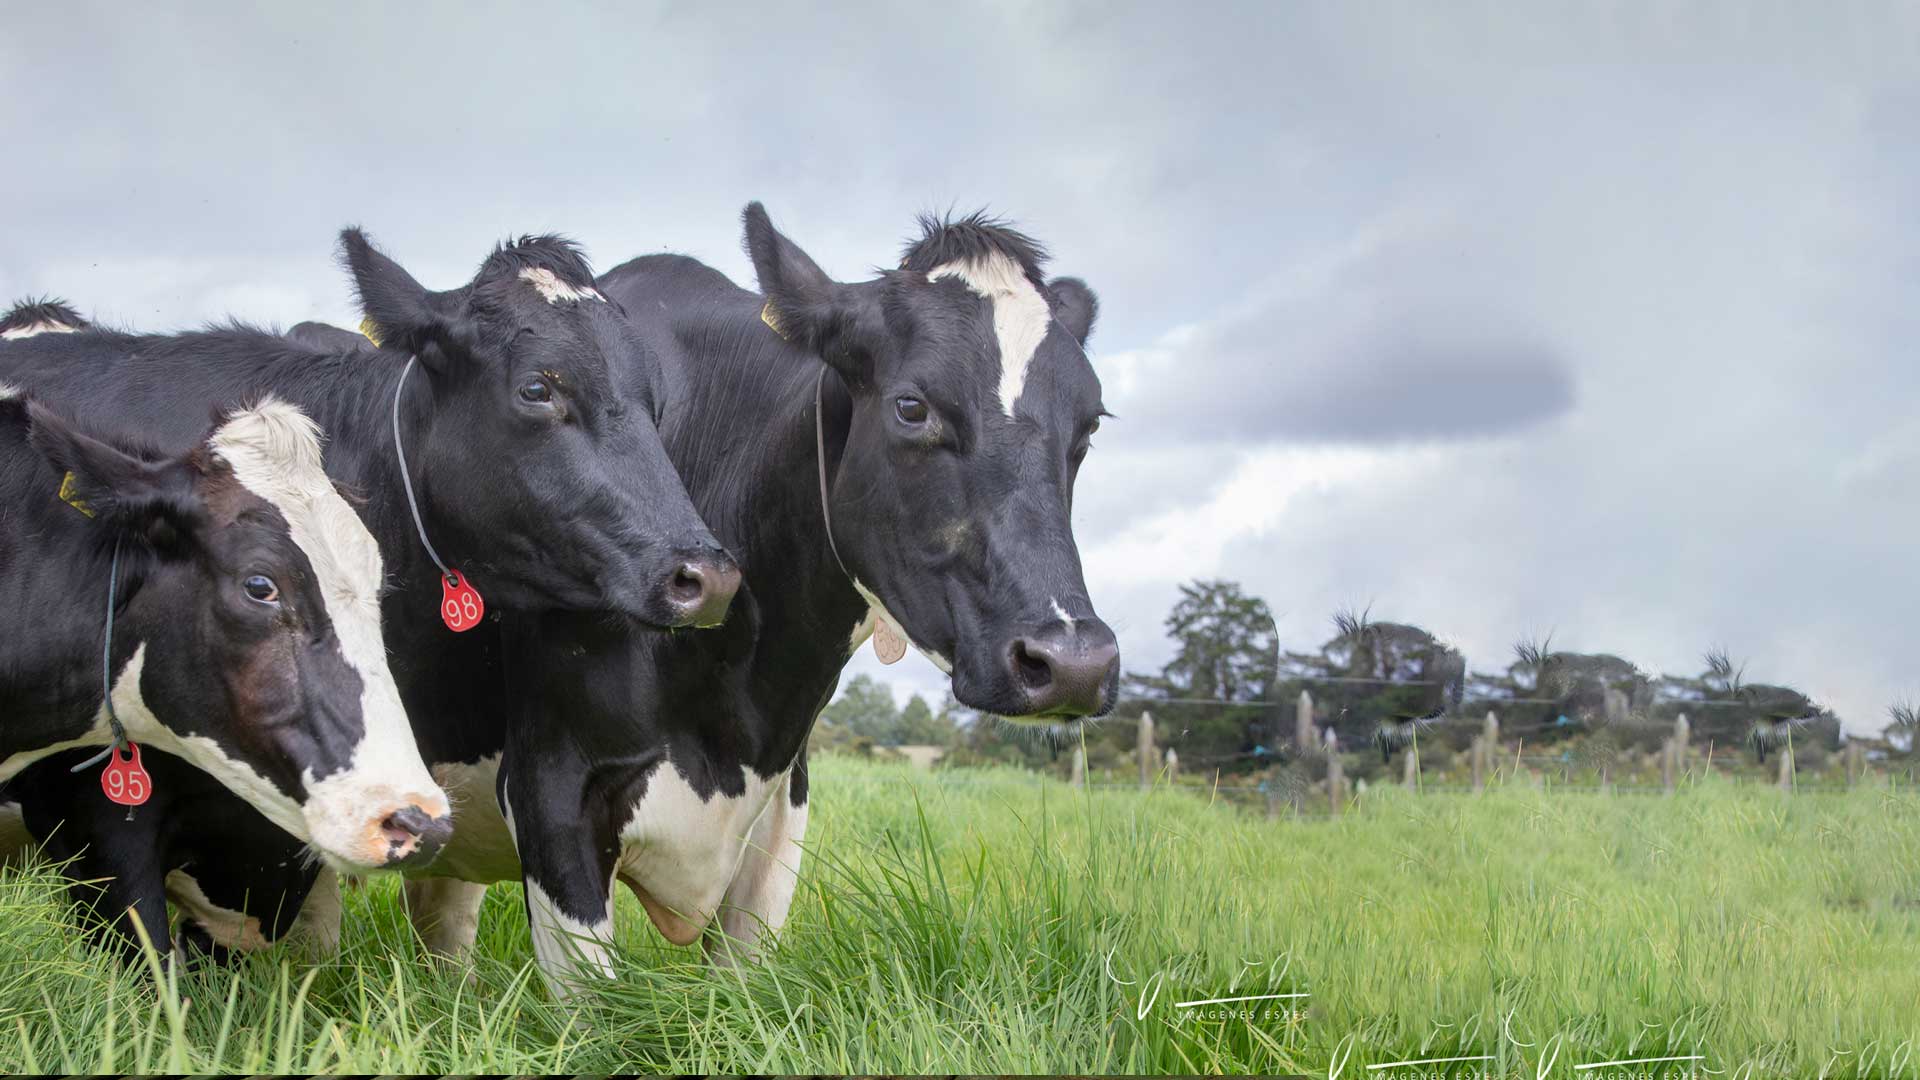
243 575 280 604
518 379 553 405
895 396 929 424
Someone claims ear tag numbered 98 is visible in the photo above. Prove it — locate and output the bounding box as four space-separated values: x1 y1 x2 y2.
441 569 485 632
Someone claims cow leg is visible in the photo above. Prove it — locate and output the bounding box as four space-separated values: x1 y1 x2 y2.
284 866 344 958
53 838 174 961
507 782 618 1000
403 877 489 957
522 857 617 1001
0 799 33 868
707 758 811 967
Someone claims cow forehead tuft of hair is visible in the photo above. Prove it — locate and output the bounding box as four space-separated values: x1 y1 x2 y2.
209 396 385 602
899 211 1049 288
211 396 328 480
0 296 88 339
476 234 597 293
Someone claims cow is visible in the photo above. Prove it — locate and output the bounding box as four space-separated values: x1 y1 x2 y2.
0 228 737 957
9 205 1119 988
378 203 1117 992
0 384 449 951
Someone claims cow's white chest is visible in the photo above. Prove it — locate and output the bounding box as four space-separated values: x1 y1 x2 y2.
614 760 788 927
420 753 521 883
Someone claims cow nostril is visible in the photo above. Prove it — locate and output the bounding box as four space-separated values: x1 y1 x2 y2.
1012 639 1054 692
668 566 706 606
381 805 430 848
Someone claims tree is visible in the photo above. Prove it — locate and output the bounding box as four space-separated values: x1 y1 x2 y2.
817 674 901 743
1122 580 1280 773
896 693 957 745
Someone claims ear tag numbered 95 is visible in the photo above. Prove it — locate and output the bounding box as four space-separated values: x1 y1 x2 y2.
441 569 485 632
100 742 151 807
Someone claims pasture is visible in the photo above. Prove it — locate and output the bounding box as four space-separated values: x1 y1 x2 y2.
1 755 1916 1076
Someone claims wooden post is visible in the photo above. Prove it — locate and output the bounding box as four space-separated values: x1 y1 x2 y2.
1664 713 1689 794
1069 744 1086 788
1137 711 1155 791
1473 711 1499 793
1164 747 1179 784
1402 742 1418 789
1296 690 1315 754
1325 727 1343 818
1776 734 1793 792
1845 742 1864 787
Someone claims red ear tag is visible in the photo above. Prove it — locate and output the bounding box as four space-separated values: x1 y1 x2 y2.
101 743 152 806
441 569 485 632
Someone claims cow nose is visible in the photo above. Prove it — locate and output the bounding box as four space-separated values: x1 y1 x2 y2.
663 549 741 628
1007 618 1120 718
379 804 453 868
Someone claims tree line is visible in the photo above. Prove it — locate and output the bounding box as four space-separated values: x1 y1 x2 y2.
814 579 1912 779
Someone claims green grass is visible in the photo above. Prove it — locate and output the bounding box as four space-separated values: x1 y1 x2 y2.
2 757 1918 1075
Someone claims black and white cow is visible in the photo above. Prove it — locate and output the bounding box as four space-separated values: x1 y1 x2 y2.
9 207 1117 985
0 383 449 945
382 204 1117 991
0 229 736 956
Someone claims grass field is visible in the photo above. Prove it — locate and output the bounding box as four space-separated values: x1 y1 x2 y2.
1 756 1917 1076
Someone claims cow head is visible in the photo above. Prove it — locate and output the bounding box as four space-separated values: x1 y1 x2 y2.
22 395 452 872
345 229 737 627
746 204 1118 720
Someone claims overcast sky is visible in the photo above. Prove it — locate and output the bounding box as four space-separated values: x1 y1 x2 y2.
5 3 1916 732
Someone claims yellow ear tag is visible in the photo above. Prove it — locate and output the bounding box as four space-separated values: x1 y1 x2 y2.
759 302 788 341
58 472 95 517
358 316 383 347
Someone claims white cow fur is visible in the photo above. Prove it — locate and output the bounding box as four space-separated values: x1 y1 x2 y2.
929 252 1051 418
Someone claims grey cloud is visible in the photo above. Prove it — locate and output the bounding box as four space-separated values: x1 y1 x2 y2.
4 2 1919 733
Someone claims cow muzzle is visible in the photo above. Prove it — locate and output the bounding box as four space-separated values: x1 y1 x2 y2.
303 787 453 872
1001 617 1121 719
377 802 455 867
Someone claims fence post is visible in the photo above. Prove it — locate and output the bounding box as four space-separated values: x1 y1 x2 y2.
1776 734 1793 792
1325 726 1343 817
1402 741 1419 790
1473 711 1498 793
1291 690 1316 815
1069 744 1086 788
1137 710 1155 791
1164 747 1179 784
1845 741 1864 787
1664 713 1689 794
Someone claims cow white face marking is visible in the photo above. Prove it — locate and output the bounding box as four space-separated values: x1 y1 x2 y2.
1051 598 1076 631
206 399 448 866
518 266 605 305
929 252 1052 418
0 321 80 340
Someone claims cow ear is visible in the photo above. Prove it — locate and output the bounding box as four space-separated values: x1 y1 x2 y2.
339 227 476 372
27 402 206 557
1048 277 1099 346
743 202 881 381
